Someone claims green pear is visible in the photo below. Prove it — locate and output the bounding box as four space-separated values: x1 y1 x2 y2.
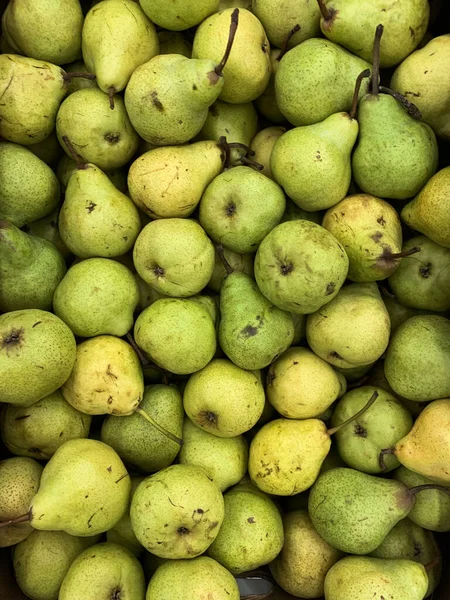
335 362 375 383
384 315 450 401
183 358 265 437
250 126 286 179
254 220 349 314
134 298 216 375
13 531 99 600
275 38 371 126
0 309 76 407
59 542 145 600
158 30 192 57
281 198 322 224
324 556 428 600
107 476 145 556
130 464 224 558
322 194 405 282
220 0 251 7
199 166 286 253
393 467 450 532
53 258 139 337
146 556 240 600
267 347 342 419
255 48 287 124
82 0 159 99
64 60 97 95
28 131 63 168
59 161 141 259
133 219 215 297
128 141 224 219
24 209 71 261
56 154 128 193
331 386 413 474
401 167 450 248
0 220 66 312
29 439 130 536
0 142 60 227
391 34 450 139
252 0 320 48
62 335 143 416
101 384 183 473
178 418 248 492
0 389 91 460
57 88 139 170
207 482 284 573
139 0 219 30
0 457 42 548
269 510 343 598
208 246 254 293
2 0 83 65
306 283 391 369
318 0 429 68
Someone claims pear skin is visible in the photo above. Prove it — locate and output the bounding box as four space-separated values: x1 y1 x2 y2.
139 0 219 30
252 0 320 48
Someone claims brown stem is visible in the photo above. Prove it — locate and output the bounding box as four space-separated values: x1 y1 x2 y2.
62 72 96 81
0 513 30 528
126 333 150 367
347 374 370 390
379 86 422 119
327 391 379 436
424 556 442 572
135 407 183 446
214 8 239 76
371 24 384 96
218 136 231 169
227 142 254 154
240 156 264 171
316 0 332 20
409 484 450 497
349 69 371 119
379 447 395 471
61 136 88 170
108 87 115 110
387 246 421 260
277 24 301 62
216 244 234 276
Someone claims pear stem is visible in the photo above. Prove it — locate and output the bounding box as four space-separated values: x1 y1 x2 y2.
108 87 116 110
387 246 421 260
240 156 264 171
214 8 239 77
125 333 169 384
371 24 384 97
62 72 96 81
316 0 332 20
218 136 231 169
277 24 301 62
135 407 183 446
424 556 441 572
61 136 88 170
409 484 450 497
0 512 30 528
327 391 379 436
379 86 422 119
379 447 395 471
216 244 234 276
349 69 371 120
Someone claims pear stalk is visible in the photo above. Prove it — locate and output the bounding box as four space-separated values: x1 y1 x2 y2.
386 246 421 260
276 24 301 62
379 86 422 119
0 512 30 528
327 391 379 435
215 244 234 276
108 87 116 110
349 69 371 120
135 407 183 447
125 333 169 384
316 0 332 21
371 24 384 96
214 8 239 77
61 136 88 170
62 72 96 82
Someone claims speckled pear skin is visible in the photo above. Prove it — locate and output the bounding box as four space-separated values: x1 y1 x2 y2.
140 0 219 31
198 99 258 148
30 439 131 537
208 247 254 293
324 556 429 600
207 481 283 574
130 464 224 559
385 315 450 401
250 126 286 180
0 142 60 227
0 457 42 548
0 309 76 407
158 30 192 57
146 556 240 600
59 542 145 600
107 476 145 556
308 468 415 554
252 0 320 48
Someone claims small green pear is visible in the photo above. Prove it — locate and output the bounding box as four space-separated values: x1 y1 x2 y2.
208 246 254 293
158 30 192 57
281 198 322 224
139 0 219 30
252 0 320 48
250 126 286 180
24 209 71 261
27 131 62 168
255 48 286 124
107 476 145 556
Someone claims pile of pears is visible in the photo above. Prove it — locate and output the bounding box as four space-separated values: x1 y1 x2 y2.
1 0 450 599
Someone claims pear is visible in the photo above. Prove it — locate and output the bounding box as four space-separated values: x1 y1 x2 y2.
255 48 286 124
158 30 192 57
275 38 371 126
391 34 450 139
199 166 286 253
393 467 450 532
381 293 433 333
146 556 240 600
139 0 219 30
135 298 216 375
267 347 342 419
384 315 450 401
101 384 183 473
133 219 215 297
324 556 429 600
0 142 60 227
254 220 349 314
82 0 159 100
281 198 322 224
53 258 139 338
59 542 145 600
401 167 450 248
208 246 254 293
306 283 391 369
207 482 284 573
107 476 145 556
56 154 128 194
322 194 406 282
0 389 91 460
252 0 320 48
178 418 248 492
2 0 83 65
250 126 286 179
28 131 63 168
128 141 224 219
64 60 97 95
62 336 144 416
130 464 224 558
13 531 99 600
24 209 71 261
0 457 42 548
0 220 66 312
269 510 343 598
57 88 139 170
183 358 265 437
0 309 76 407
317 0 429 68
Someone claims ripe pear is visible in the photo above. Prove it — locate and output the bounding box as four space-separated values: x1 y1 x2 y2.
255 48 286 124
130 464 224 558
57 154 128 193
140 0 219 30
183 358 265 437
0 457 42 548
0 389 91 460
250 126 286 179
0 142 60 227
252 0 320 48
107 476 145 556
128 141 224 219
0 309 76 407
208 246 254 293
133 219 215 297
